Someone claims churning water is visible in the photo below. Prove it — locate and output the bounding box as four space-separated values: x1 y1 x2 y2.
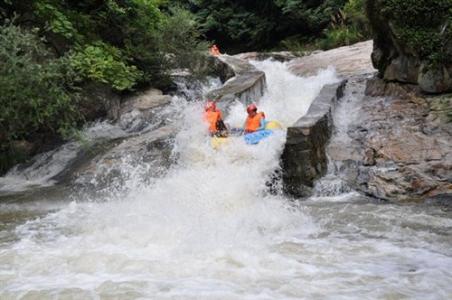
1 60 451 299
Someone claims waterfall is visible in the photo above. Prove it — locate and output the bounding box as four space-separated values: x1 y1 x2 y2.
1 60 451 299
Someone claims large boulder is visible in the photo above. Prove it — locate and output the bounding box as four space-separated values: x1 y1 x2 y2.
366 0 452 93
206 55 266 111
72 125 176 192
119 88 172 132
289 40 375 77
327 77 452 202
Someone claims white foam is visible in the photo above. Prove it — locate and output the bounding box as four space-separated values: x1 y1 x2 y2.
2 60 451 299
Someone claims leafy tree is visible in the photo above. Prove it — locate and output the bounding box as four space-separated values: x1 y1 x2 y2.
69 42 143 91
158 6 210 75
274 0 347 33
1 0 206 88
379 0 452 66
317 0 370 49
189 0 286 51
0 24 80 172
186 0 350 52
0 0 208 173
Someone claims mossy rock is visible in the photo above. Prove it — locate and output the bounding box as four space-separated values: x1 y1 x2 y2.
365 0 452 93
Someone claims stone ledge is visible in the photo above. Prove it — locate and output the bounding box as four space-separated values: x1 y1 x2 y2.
206 55 266 108
282 80 347 197
288 41 375 78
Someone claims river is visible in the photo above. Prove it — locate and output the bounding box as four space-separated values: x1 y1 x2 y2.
0 60 451 299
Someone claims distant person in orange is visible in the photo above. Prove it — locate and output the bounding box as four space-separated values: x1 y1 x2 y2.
204 100 227 136
210 44 221 56
244 103 266 133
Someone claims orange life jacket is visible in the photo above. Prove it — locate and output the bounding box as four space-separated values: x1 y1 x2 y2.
210 45 220 56
204 110 223 133
245 112 265 133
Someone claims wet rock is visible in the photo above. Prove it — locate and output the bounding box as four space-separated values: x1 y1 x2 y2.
235 51 298 62
361 165 440 202
425 193 452 208
120 89 171 115
205 55 266 110
365 0 452 93
203 55 235 83
428 96 452 124
119 88 172 132
106 96 121 121
382 55 420 84
365 77 421 99
418 65 452 94
288 41 375 77
79 83 121 121
363 148 376 166
327 77 452 203
73 125 176 190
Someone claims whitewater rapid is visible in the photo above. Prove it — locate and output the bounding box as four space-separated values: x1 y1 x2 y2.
1 60 451 299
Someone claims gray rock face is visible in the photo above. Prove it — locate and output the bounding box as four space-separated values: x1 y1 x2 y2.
366 0 452 93
72 125 176 192
119 88 172 132
328 77 452 202
418 65 452 94
282 81 346 197
79 83 121 121
206 55 266 110
288 41 375 77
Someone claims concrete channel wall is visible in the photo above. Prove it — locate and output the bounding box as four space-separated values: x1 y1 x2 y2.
281 80 347 197
208 55 349 198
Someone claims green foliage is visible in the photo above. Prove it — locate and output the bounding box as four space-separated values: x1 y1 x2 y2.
315 0 369 50
318 26 363 49
0 0 377 173
0 0 211 172
70 43 143 91
1 0 203 89
190 0 285 51
0 24 79 140
187 0 369 52
0 24 80 172
343 0 369 32
380 0 452 66
275 0 348 32
279 36 314 53
157 6 210 75
35 2 79 40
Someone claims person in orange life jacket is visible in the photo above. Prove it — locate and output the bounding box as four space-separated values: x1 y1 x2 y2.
209 44 221 56
204 100 228 136
244 103 266 133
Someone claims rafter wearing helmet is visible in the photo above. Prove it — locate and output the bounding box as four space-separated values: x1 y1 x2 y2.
203 100 227 137
244 103 266 133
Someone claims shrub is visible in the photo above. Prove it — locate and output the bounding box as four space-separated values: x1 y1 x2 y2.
319 25 363 49
157 6 210 77
343 0 370 35
0 23 80 172
70 42 143 91
380 0 452 66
